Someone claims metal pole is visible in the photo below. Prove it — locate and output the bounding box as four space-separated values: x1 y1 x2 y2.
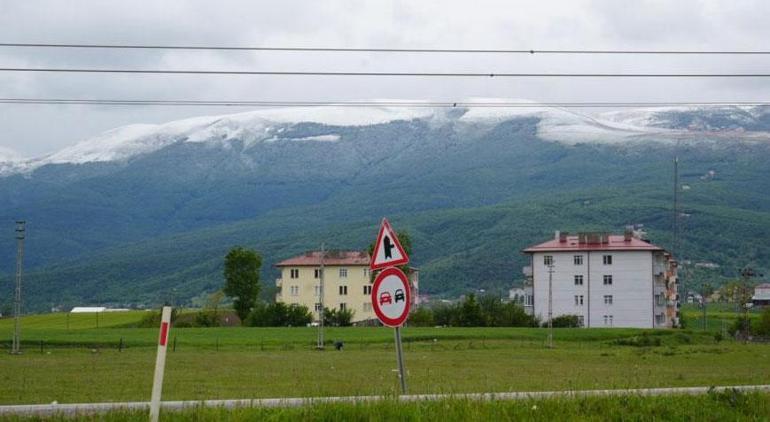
547 264 554 349
317 243 325 350
394 326 407 394
11 221 25 355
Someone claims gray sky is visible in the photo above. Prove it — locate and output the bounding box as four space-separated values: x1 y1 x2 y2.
1 0 770 157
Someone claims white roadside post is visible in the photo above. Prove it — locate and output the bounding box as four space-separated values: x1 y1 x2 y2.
370 218 411 395
149 306 172 422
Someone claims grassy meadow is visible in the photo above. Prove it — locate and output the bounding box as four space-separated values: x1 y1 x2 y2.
1 309 769 409
25 392 770 422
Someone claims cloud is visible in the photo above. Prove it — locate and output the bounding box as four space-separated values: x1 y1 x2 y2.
1 0 770 156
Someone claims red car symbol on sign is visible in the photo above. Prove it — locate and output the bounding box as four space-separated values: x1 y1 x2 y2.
379 291 392 305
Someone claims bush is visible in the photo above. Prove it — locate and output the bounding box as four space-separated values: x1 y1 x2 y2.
136 308 179 328
246 302 313 327
408 307 435 327
755 307 770 336
547 314 581 328
322 307 354 327
613 332 662 347
407 295 537 328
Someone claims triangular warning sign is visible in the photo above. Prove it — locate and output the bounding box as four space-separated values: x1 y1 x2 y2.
370 218 409 270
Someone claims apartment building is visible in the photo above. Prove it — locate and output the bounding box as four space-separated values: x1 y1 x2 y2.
521 230 679 328
275 250 419 323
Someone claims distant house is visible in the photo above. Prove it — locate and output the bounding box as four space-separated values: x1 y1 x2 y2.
753 283 770 307
508 287 527 304
275 250 419 323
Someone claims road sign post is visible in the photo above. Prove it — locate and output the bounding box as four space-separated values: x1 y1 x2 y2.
150 306 172 422
370 219 411 395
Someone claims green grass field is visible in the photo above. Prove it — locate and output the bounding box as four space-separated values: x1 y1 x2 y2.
6 393 770 421
1 310 769 409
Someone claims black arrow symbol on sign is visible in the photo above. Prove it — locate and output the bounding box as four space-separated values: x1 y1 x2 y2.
383 235 395 259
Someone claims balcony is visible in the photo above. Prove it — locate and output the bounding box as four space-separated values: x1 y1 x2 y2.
522 266 533 277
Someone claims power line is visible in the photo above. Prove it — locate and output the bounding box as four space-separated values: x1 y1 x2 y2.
2 99 770 108
2 43 770 55
3 67 770 78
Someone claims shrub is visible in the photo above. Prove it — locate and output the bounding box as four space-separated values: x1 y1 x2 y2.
755 307 770 336
246 302 313 327
547 314 581 328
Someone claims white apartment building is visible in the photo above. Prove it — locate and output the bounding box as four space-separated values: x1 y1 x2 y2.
522 231 679 328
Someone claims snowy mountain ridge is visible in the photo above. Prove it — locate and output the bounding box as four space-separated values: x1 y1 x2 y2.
4 101 770 176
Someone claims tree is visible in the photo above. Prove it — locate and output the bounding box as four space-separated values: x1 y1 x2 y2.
409 307 435 327
223 247 262 321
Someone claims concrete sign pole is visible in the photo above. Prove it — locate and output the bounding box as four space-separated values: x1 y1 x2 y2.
149 306 172 422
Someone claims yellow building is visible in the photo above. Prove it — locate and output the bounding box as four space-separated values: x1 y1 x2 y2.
275 250 419 323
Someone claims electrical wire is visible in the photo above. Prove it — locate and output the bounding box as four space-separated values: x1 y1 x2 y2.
2 43 770 55
2 68 770 78
1 99 769 107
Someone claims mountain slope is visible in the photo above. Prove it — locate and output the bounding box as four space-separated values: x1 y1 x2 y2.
2 103 770 311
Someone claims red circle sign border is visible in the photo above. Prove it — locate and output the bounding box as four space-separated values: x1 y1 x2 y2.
371 267 411 327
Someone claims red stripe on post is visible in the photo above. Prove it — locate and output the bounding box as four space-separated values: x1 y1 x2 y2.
159 322 169 346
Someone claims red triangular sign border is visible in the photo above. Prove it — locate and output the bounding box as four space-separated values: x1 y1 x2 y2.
370 218 409 270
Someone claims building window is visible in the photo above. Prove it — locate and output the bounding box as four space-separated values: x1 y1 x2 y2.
544 255 554 266
655 314 665 325
657 294 666 306
363 285 372 295
290 286 299 296
339 268 348 278
364 268 369 278
603 255 613 265
314 303 322 312
574 275 584 286
604 295 613 305
340 303 347 311
290 268 299 279
574 255 583 265
603 275 613 285
314 286 321 297
363 302 372 312
314 269 323 279
578 316 584 327
339 285 348 295
525 295 533 306
603 315 614 326
574 295 584 306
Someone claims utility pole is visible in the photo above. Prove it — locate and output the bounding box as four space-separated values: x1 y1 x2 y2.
316 243 325 350
547 263 554 349
701 283 708 331
673 157 683 303
738 267 762 342
11 221 25 355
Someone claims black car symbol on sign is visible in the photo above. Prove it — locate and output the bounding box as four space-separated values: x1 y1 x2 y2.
394 288 405 303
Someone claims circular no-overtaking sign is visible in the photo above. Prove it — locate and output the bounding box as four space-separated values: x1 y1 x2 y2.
371 267 411 327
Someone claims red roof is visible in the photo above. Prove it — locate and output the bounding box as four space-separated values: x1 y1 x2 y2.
275 250 370 267
523 235 664 253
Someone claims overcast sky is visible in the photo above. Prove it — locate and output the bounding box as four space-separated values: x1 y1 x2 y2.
1 0 770 157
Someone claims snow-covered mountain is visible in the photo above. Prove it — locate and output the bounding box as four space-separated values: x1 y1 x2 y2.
6 101 770 176
3 99 770 310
